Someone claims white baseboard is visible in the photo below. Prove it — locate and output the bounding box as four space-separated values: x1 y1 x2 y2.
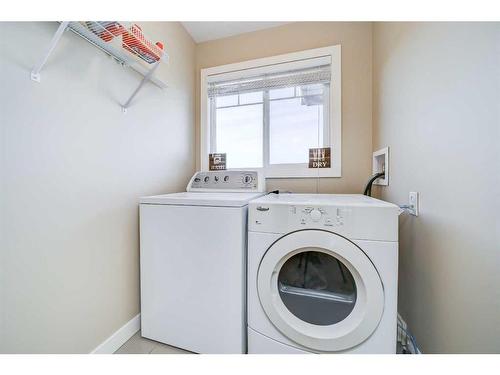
91 313 141 354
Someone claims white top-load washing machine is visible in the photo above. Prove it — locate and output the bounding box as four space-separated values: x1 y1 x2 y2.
140 171 265 354
247 193 399 353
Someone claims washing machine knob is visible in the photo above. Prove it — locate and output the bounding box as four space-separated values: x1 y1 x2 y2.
310 209 322 222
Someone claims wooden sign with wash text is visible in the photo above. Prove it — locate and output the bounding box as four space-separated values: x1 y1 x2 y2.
209 153 226 171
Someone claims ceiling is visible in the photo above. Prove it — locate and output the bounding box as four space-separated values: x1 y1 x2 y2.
181 22 289 43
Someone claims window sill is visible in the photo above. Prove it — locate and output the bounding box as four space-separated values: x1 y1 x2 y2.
220 166 341 179
265 170 341 179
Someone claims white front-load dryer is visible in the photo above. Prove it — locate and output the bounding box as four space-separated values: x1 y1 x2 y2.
247 194 399 353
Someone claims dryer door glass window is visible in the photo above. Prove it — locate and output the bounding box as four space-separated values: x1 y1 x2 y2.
278 250 356 325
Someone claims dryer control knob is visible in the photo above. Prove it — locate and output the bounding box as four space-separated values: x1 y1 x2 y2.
310 209 322 222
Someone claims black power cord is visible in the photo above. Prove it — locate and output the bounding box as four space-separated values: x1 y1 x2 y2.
363 172 385 197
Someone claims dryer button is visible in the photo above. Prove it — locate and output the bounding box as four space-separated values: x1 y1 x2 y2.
310 209 322 222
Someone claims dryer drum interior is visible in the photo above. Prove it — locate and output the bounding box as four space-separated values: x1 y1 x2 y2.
278 250 357 326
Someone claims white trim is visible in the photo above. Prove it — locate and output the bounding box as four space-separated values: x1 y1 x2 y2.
90 313 141 354
206 56 331 84
372 147 389 186
200 70 209 171
330 45 342 178
204 46 337 78
200 45 342 179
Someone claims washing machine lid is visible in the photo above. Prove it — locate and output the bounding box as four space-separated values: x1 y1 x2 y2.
257 229 384 352
140 192 266 207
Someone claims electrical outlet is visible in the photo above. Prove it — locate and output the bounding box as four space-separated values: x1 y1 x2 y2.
408 192 419 216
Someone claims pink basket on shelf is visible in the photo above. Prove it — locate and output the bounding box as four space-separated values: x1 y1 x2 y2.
84 21 124 42
122 24 165 64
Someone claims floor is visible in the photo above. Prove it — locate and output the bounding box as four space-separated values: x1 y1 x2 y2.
114 331 192 354
116 330 406 354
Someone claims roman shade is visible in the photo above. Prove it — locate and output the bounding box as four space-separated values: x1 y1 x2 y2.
207 65 331 98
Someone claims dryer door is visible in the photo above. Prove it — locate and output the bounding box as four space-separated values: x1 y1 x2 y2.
257 229 384 352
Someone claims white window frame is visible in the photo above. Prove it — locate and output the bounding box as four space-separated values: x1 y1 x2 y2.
200 45 341 178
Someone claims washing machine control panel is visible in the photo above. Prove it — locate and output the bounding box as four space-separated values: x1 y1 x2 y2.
187 170 265 192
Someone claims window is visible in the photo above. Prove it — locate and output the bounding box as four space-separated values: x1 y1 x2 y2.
269 83 327 166
214 92 264 169
201 46 341 178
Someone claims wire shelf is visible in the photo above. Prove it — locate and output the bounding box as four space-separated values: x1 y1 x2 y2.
67 21 169 88
31 21 170 111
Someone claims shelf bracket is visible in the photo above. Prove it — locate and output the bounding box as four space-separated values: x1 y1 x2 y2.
31 21 70 83
122 62 161 113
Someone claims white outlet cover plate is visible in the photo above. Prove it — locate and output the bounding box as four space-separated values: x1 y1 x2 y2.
373 147 389 186
409 192 419 216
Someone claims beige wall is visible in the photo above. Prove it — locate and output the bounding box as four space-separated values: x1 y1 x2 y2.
373 22 500 353
0 22 196 353
195 22 373 193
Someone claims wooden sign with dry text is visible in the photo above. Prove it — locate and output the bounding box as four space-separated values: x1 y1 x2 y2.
309 147 331 168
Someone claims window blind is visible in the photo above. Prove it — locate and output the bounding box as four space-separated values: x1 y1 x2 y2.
207 65 331 98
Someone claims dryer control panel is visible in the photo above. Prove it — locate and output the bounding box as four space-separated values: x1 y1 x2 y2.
248 194 400 242
291 205 348 228
186 170 265 193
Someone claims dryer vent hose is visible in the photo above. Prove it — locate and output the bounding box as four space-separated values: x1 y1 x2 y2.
363 172 385 197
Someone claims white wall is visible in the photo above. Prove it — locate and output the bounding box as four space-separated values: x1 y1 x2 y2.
0 22 196 353
373 22 500 353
